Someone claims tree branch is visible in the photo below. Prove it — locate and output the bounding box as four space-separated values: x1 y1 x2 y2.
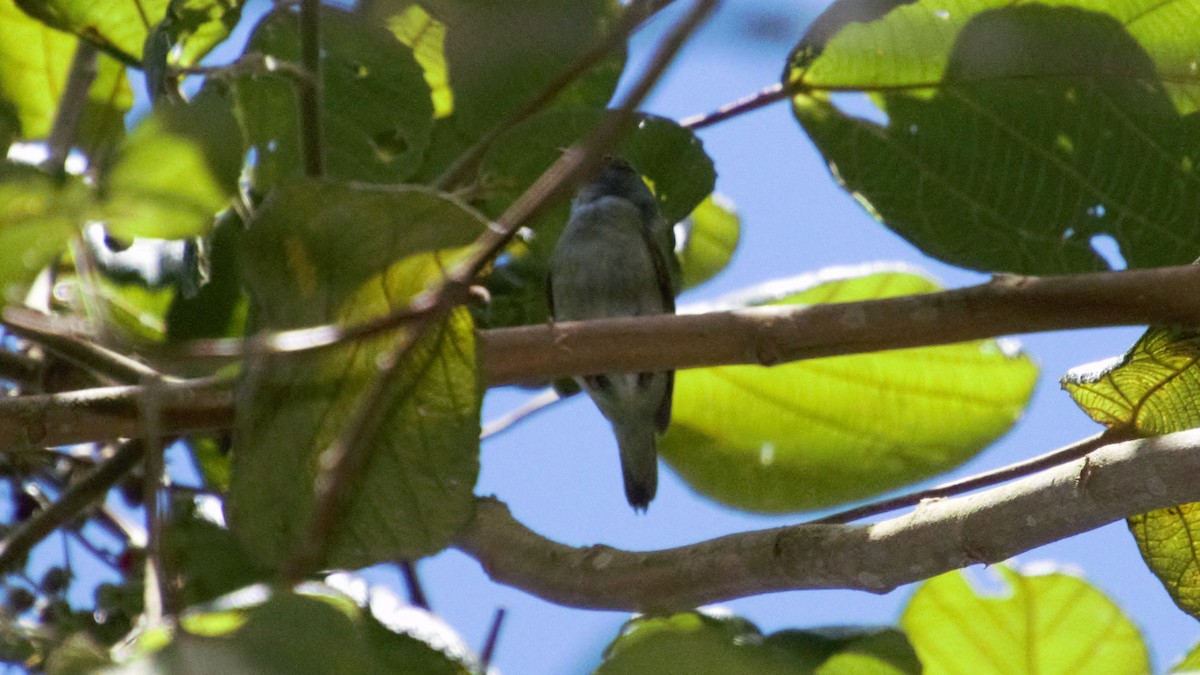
454 428 1200 611
483 265 1200 384
5 265 1200 445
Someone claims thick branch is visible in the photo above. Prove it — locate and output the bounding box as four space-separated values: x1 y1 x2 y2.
484 265 1200 384
6 265 1200 444
454 429 1200 611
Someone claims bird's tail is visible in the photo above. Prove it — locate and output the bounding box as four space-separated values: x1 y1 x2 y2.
614 421 659 512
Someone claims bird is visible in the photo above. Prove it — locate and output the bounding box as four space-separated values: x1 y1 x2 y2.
547 157 679 511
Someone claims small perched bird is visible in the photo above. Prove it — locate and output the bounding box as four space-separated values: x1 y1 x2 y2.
547 157 679 511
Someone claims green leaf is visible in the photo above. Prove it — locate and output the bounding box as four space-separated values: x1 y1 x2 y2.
1063 326 1200 434
1063 325 1200 622
1129 504 1200 622
661 264 1038 512
100 94 242 239
678 193 740 290
143 0 246 98
0 0 132 151
598 611 919 675
111 582 474 674
900 564 1148 674
475 108 714 329
232 6 433 191
164 506 270 608
387 4 452 119
439 0 622 137
0 163 90 300
14 0 170 64
229 179 485 569
790 1 1200 274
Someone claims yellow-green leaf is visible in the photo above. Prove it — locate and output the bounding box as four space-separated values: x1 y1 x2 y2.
678 193 740 290
662 264 1038 512
901 564 1148 674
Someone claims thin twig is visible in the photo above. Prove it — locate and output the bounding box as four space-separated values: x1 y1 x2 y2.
479 607 507 672
3 307 170 385
810 429 1132 524
139 375 178 621
298 0 325 177
398 560 430 610
480 388 564 440
0 441 144 571
680 82 789 130
44 42 99 178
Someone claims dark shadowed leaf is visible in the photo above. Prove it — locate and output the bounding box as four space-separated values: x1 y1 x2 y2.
790 1 1200 274
599 611 919 674
229 179 485 569
439 0 622 137
232 6 433 191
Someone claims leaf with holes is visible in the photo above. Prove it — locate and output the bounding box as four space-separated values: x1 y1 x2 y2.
661 264 1038 512
790 0 1200 274
901 564 1148 674
229 179 485 569
231 5 433 191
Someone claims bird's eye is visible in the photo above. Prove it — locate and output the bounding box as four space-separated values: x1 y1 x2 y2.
636 372 655 389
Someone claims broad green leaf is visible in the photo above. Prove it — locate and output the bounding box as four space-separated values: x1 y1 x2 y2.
229 179 485 569
475 108 714 329
100 94 242 239
109 583 474 674
387 4 452 119
599 611 919 675
439 0 622 137
661 264 1038 512
1170 641 1200 673
678 193 740 290
1129 504 1200 620
1063 326 1200 621
0 0 131 151
1063 326 1200 434
233 6 433 191
790 1 1200 274
14 0 170 64
901 564 1148 674
0 163 89 301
